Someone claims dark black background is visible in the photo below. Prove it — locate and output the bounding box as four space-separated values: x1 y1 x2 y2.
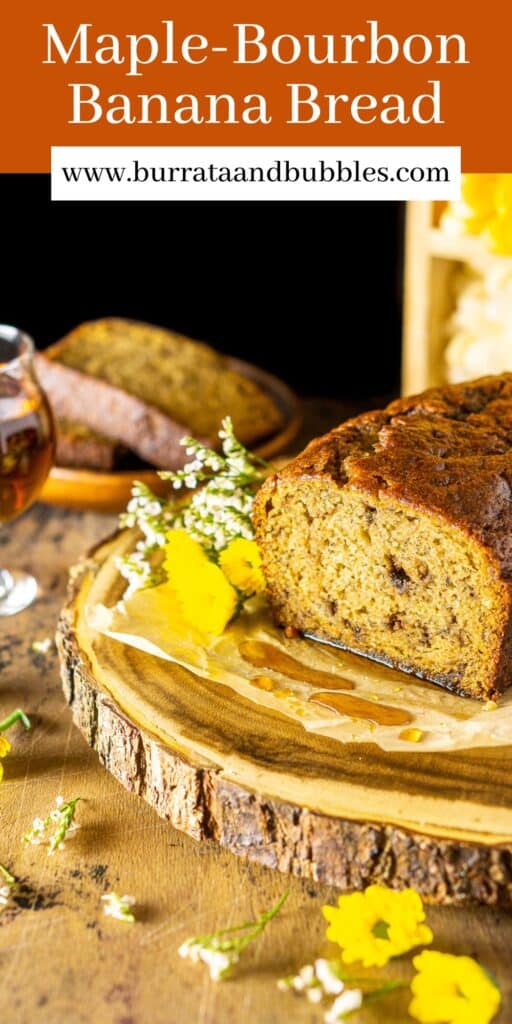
2 176 403 398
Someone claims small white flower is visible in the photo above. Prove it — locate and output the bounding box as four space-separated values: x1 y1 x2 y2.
202 948 237 981
324 989 363 1023
278 959 350 1006
307 986 324 1004
178 939 237 981
277 978 293 992
178 939 199 961
24 816 46 844
0 885 11 909
315 960 345 996
299 964 315 986
102 892 136 923
31 638 53 654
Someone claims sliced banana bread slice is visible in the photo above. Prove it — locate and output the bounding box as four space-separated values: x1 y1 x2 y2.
254 374 512 701
36 319 284 468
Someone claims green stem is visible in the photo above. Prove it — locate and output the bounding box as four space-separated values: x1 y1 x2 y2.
364 980 409 1002
0 863 15 886
258 889 290 923
0 709 31 733
194 890 289 948
328 964 410 991
237 890 289 952
63 797 80 809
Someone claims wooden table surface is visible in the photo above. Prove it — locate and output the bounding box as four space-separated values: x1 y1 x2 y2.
1 401 511 1024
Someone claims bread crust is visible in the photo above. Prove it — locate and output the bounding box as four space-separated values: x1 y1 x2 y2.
55 419 124 470
254 374 512 699
36 352 197 468
270 374 512 553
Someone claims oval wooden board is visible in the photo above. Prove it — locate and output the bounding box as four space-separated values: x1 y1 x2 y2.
41 357 301 513
57 531 512 906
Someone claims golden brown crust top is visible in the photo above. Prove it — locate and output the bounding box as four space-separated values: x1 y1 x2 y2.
271 374 512 576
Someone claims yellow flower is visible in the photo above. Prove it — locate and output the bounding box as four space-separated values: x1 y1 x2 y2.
219 539 266 596
455 174 512 253
494 175 512 217
322 884 433 968
410 951 501 1024
0 736 11 783
484 214 512 256
163 530 237 635
460 174 498 225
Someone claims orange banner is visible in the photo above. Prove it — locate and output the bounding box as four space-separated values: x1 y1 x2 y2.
1 0 511 172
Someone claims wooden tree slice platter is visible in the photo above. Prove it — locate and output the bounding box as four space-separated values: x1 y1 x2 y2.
57 532 512 907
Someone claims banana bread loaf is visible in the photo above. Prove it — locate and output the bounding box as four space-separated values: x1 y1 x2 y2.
36 319 284 468
254 374 512 701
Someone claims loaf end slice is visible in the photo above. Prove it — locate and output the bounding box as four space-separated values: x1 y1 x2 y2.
37 319 284 462
35 352 195 468
254 375 512 701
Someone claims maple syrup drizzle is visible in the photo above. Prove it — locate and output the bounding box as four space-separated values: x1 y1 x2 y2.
309 691 413 727
239 640 354 690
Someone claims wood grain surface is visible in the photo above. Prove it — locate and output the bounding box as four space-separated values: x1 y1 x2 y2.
1 401 511 1024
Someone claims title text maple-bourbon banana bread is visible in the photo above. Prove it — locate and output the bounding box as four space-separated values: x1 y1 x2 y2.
254 374 512 701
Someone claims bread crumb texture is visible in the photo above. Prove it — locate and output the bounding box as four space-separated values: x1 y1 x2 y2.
254 374 512 701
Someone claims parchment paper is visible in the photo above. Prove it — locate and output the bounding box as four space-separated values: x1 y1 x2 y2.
87 587 512 753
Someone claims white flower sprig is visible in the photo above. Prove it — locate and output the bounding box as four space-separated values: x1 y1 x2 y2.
179 890 288 982
163 418 267 557
278 958 347 1002
117 482 174 594
324 989 364 1023
22 796 81 855
278 958 404 1022
0 863 15 913
119 417 269 592
102 892 136 923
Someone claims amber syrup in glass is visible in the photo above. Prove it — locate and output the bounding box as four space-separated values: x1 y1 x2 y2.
0 375 54 524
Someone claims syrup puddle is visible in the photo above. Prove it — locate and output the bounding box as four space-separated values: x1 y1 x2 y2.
90 587 512 751
239 639 355 690
240 639 413 725
310 691 413 727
